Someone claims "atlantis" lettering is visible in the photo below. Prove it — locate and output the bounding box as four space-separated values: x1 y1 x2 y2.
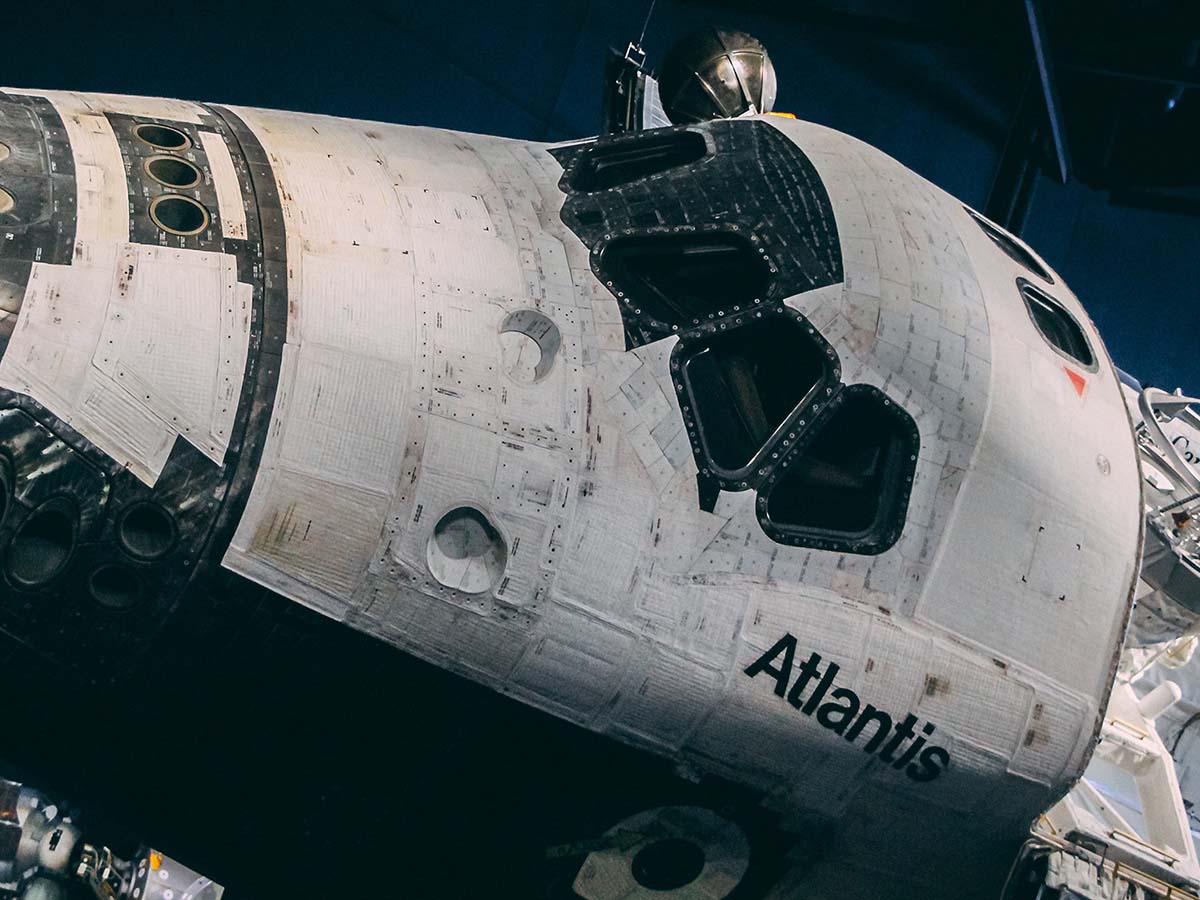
744 633 951 782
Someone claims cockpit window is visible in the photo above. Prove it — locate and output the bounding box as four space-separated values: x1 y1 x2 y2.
676 310 834 479
567 129 708 192
964 206 1055 283
1018 278 1095 368
600 230 770 335
759 385 919 554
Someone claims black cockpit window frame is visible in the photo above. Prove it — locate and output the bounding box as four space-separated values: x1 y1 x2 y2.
566 128 709 193
1017 278 1096 370
756 384 920 555
549 118 922 557
672 305 840 486
964 206 1055 284
598 226 772 339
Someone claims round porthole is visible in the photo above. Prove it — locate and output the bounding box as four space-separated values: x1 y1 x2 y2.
88 564 143 611
574 806 749 898
0 142 10 163
134 123 190 151
426 506 507 594
144 155 201 189
117 502 176 560
0 188 13 215
632 838 707 891
7 500 77 588
499 310 561 384
149 194 209 236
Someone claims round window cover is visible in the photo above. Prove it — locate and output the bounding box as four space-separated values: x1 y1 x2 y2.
118 502 177 560
89 563 143 611
572 805 749 900
499 309 561 384
1143 460 1177 494
426 506 507 594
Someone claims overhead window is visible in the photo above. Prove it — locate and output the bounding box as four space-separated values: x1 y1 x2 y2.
567 129 708 192
600 230 770 332
965 207 1055 283
760 385 918 554
1018 278 1095 368
678 312 833 478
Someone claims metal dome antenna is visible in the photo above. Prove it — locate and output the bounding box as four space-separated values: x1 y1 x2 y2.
659 29 778 124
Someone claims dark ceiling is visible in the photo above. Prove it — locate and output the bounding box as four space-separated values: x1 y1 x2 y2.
4 0 1197 392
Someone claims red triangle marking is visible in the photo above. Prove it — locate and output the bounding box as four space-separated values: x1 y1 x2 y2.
1065 367 1087 397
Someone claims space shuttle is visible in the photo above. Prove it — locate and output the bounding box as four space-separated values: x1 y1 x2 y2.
0 28 1197 900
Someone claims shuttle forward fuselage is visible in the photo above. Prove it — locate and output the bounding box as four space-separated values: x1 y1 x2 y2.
0 89 1142 898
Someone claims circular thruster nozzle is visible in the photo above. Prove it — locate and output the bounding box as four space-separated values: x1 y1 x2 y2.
149 194 210 236
144 155 202 189
499 309 561 384
659 28 777 124
118 501 177 560
7 499 77 588
88 563 145 611
134 123 191 151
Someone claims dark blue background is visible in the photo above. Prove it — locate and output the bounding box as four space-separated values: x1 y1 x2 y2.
4 0 1195 392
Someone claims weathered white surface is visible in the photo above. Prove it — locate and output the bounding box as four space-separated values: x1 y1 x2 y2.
0 243 251 482
0 91 255 484
16 90 1144 900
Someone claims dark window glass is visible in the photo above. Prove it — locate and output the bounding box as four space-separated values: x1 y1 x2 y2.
601 231 769 329
1019 279 1095 368
681 315 829 473
569 130 707 192
965 207 1054 283
763 387 917 552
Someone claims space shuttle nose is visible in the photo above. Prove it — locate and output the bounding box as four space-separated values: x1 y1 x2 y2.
0 91 288 677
